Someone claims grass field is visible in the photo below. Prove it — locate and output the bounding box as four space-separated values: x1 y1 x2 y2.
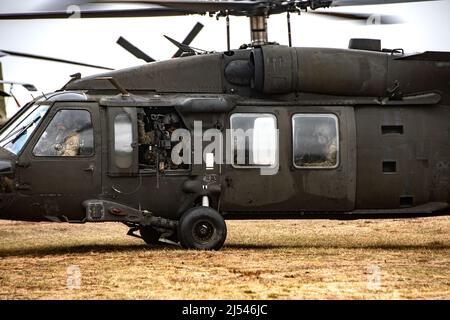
0 216 449 300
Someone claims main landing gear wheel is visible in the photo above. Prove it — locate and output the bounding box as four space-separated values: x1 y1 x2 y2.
139 226 161 245
178 207 227 250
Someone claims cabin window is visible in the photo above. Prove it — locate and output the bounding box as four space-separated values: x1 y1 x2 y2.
292 114 339 169
114 113 134 169
107 107 138 176
33 109 93 157
230 113 278 168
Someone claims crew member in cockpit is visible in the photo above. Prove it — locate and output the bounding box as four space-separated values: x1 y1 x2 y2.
53 118 81 156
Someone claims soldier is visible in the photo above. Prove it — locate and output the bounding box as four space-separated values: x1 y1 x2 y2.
162 113 181 136
137 115 158 167
138 117 155 145
53 119 81 156
313 122 337 167
60 131 81 156
162 113 182 170
33 116 80 157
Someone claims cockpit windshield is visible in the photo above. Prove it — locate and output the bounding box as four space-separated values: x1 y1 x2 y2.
0 104 49 155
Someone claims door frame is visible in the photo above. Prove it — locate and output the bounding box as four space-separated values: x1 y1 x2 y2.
16 101 102 220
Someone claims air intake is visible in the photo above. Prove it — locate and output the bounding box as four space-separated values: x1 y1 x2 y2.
348 38 381 52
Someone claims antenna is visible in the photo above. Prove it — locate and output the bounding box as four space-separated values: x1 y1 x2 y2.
287 11 292 47
0 62 6 121
226 13 231 51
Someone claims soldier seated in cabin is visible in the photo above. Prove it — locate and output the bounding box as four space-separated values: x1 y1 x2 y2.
295 121 337 168
313 123 337 167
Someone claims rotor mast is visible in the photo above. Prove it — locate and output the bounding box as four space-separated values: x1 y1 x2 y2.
250 15 268 46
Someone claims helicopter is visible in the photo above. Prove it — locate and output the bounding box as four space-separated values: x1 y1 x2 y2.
0 0 449 250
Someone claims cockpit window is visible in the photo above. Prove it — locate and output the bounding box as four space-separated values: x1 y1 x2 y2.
33 110 94 157
0 104 49 155
292 114 339 169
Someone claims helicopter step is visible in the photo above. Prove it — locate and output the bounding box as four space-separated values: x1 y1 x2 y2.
82 199 178 229
83 199 180 245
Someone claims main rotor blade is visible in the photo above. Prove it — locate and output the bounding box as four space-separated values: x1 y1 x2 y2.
308 11 403 24
331 0 439 6
164 35 196 56
117 37 155 62
0 2 196 20
22 84 38 92
94 1 271 15
0 90 11 97
0 50 113 70
0 1 272 19
0 1 442 19
0 80 38 92
173 22 204 58
93 0 442 12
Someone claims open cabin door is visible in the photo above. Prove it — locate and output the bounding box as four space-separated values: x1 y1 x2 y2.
220 106 357 214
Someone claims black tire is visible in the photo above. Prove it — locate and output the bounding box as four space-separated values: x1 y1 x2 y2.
178 207 227 250
139 226 161 245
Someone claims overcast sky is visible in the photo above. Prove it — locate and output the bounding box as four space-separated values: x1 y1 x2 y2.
0 0 449 116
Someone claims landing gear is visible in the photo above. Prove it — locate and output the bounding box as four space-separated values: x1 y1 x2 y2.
178 206 227 250
137 226 180 246
126 217 179 246
139 226 161 245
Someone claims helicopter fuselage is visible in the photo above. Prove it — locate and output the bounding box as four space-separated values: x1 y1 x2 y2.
0 44 449 229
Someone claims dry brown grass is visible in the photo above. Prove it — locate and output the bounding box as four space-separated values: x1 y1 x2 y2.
0 216 449 300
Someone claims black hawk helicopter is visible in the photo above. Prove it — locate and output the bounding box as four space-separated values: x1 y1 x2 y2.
0 0 449 250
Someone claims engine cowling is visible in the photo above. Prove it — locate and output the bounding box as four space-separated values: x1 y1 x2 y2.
251 45 389 97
